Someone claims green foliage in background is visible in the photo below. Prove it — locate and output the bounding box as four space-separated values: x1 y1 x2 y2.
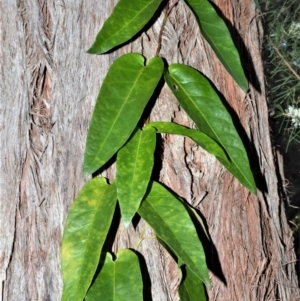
262 0 300 149
61 0 257 300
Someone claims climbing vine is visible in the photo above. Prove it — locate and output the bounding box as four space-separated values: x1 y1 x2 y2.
60 0 257 300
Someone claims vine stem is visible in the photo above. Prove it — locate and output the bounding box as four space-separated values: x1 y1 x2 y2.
155 0 179 56
134 224 156 250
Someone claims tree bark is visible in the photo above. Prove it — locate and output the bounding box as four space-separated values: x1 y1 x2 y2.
0 0 299 301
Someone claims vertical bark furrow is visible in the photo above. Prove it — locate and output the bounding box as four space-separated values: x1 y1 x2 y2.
1 0 299 300
2 0 114 300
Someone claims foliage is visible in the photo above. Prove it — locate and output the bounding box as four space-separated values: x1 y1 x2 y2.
61 0 257 300
261 0 300 149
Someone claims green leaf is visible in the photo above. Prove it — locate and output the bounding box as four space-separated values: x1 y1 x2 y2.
138 181 211 288
61 178 117 301
83 53 164 175
87 0 162 54
146 121 229 163
184 0 248 91
165 64 256 194
179 266 207 301
116 126 156 229
253 0 261 12
85 249 143 301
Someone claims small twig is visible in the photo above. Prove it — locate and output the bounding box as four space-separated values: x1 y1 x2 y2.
272 45 300 81
155 0 179 56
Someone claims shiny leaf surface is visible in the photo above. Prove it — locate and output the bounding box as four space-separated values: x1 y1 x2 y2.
138 181 211 288
83 53 164 175
184 0 248 91
61 178 117 301
116 127 156 228
165 64 256 194
179 266 207 301
85 249 143 301
88 0 162 54
146 121 229 163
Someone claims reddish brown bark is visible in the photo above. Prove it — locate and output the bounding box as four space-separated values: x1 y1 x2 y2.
1 0 299 300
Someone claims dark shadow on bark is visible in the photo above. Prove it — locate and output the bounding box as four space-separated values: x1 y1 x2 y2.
216 87 268 194
153 182 227 285
91 154 117 179
135 251 153 301
189 207 227 285
89 251 107 287
132 213 142 229
103 202 121 252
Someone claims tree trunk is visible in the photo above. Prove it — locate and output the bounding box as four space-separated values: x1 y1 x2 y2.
1 0 299 301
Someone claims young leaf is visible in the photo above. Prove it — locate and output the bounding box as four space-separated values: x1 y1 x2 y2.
61 178 117 301
138 181 211 288
183 0 248 91
83 53 164 175
179 266 207 301
87 0 162 54
165 64 256 194
116 126 156 229
85 249 143 301
146 121 229 163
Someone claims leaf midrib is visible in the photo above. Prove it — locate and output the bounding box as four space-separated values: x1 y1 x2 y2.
144 199 205 280
128 131 143 203
70 185 115 301
89 66 146 171
100 0 159 50
171 75 252 188
186 0 245 88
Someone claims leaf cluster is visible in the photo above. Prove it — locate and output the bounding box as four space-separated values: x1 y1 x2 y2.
61 0 257 300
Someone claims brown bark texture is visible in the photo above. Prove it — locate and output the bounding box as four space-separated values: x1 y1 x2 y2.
0 0 299 301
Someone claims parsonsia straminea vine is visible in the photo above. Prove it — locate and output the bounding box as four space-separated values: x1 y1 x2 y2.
61 1 257 300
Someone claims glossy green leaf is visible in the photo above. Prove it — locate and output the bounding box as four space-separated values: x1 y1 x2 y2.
83 53 164 175
85 249 143 301
116 127 156 229
165 64 256 194
88 0 162 54
146 121 229 163
184 0 248 91
61 178 117 301
179 266 207 301
138 181 211 288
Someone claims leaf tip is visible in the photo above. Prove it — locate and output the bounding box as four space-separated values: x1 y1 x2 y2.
250 185 257 196
86 44 105 55
122 219 131 230
86 47 99 55
240 81 249 93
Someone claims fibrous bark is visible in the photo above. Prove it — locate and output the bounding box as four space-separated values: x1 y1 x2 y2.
1 0 299 301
